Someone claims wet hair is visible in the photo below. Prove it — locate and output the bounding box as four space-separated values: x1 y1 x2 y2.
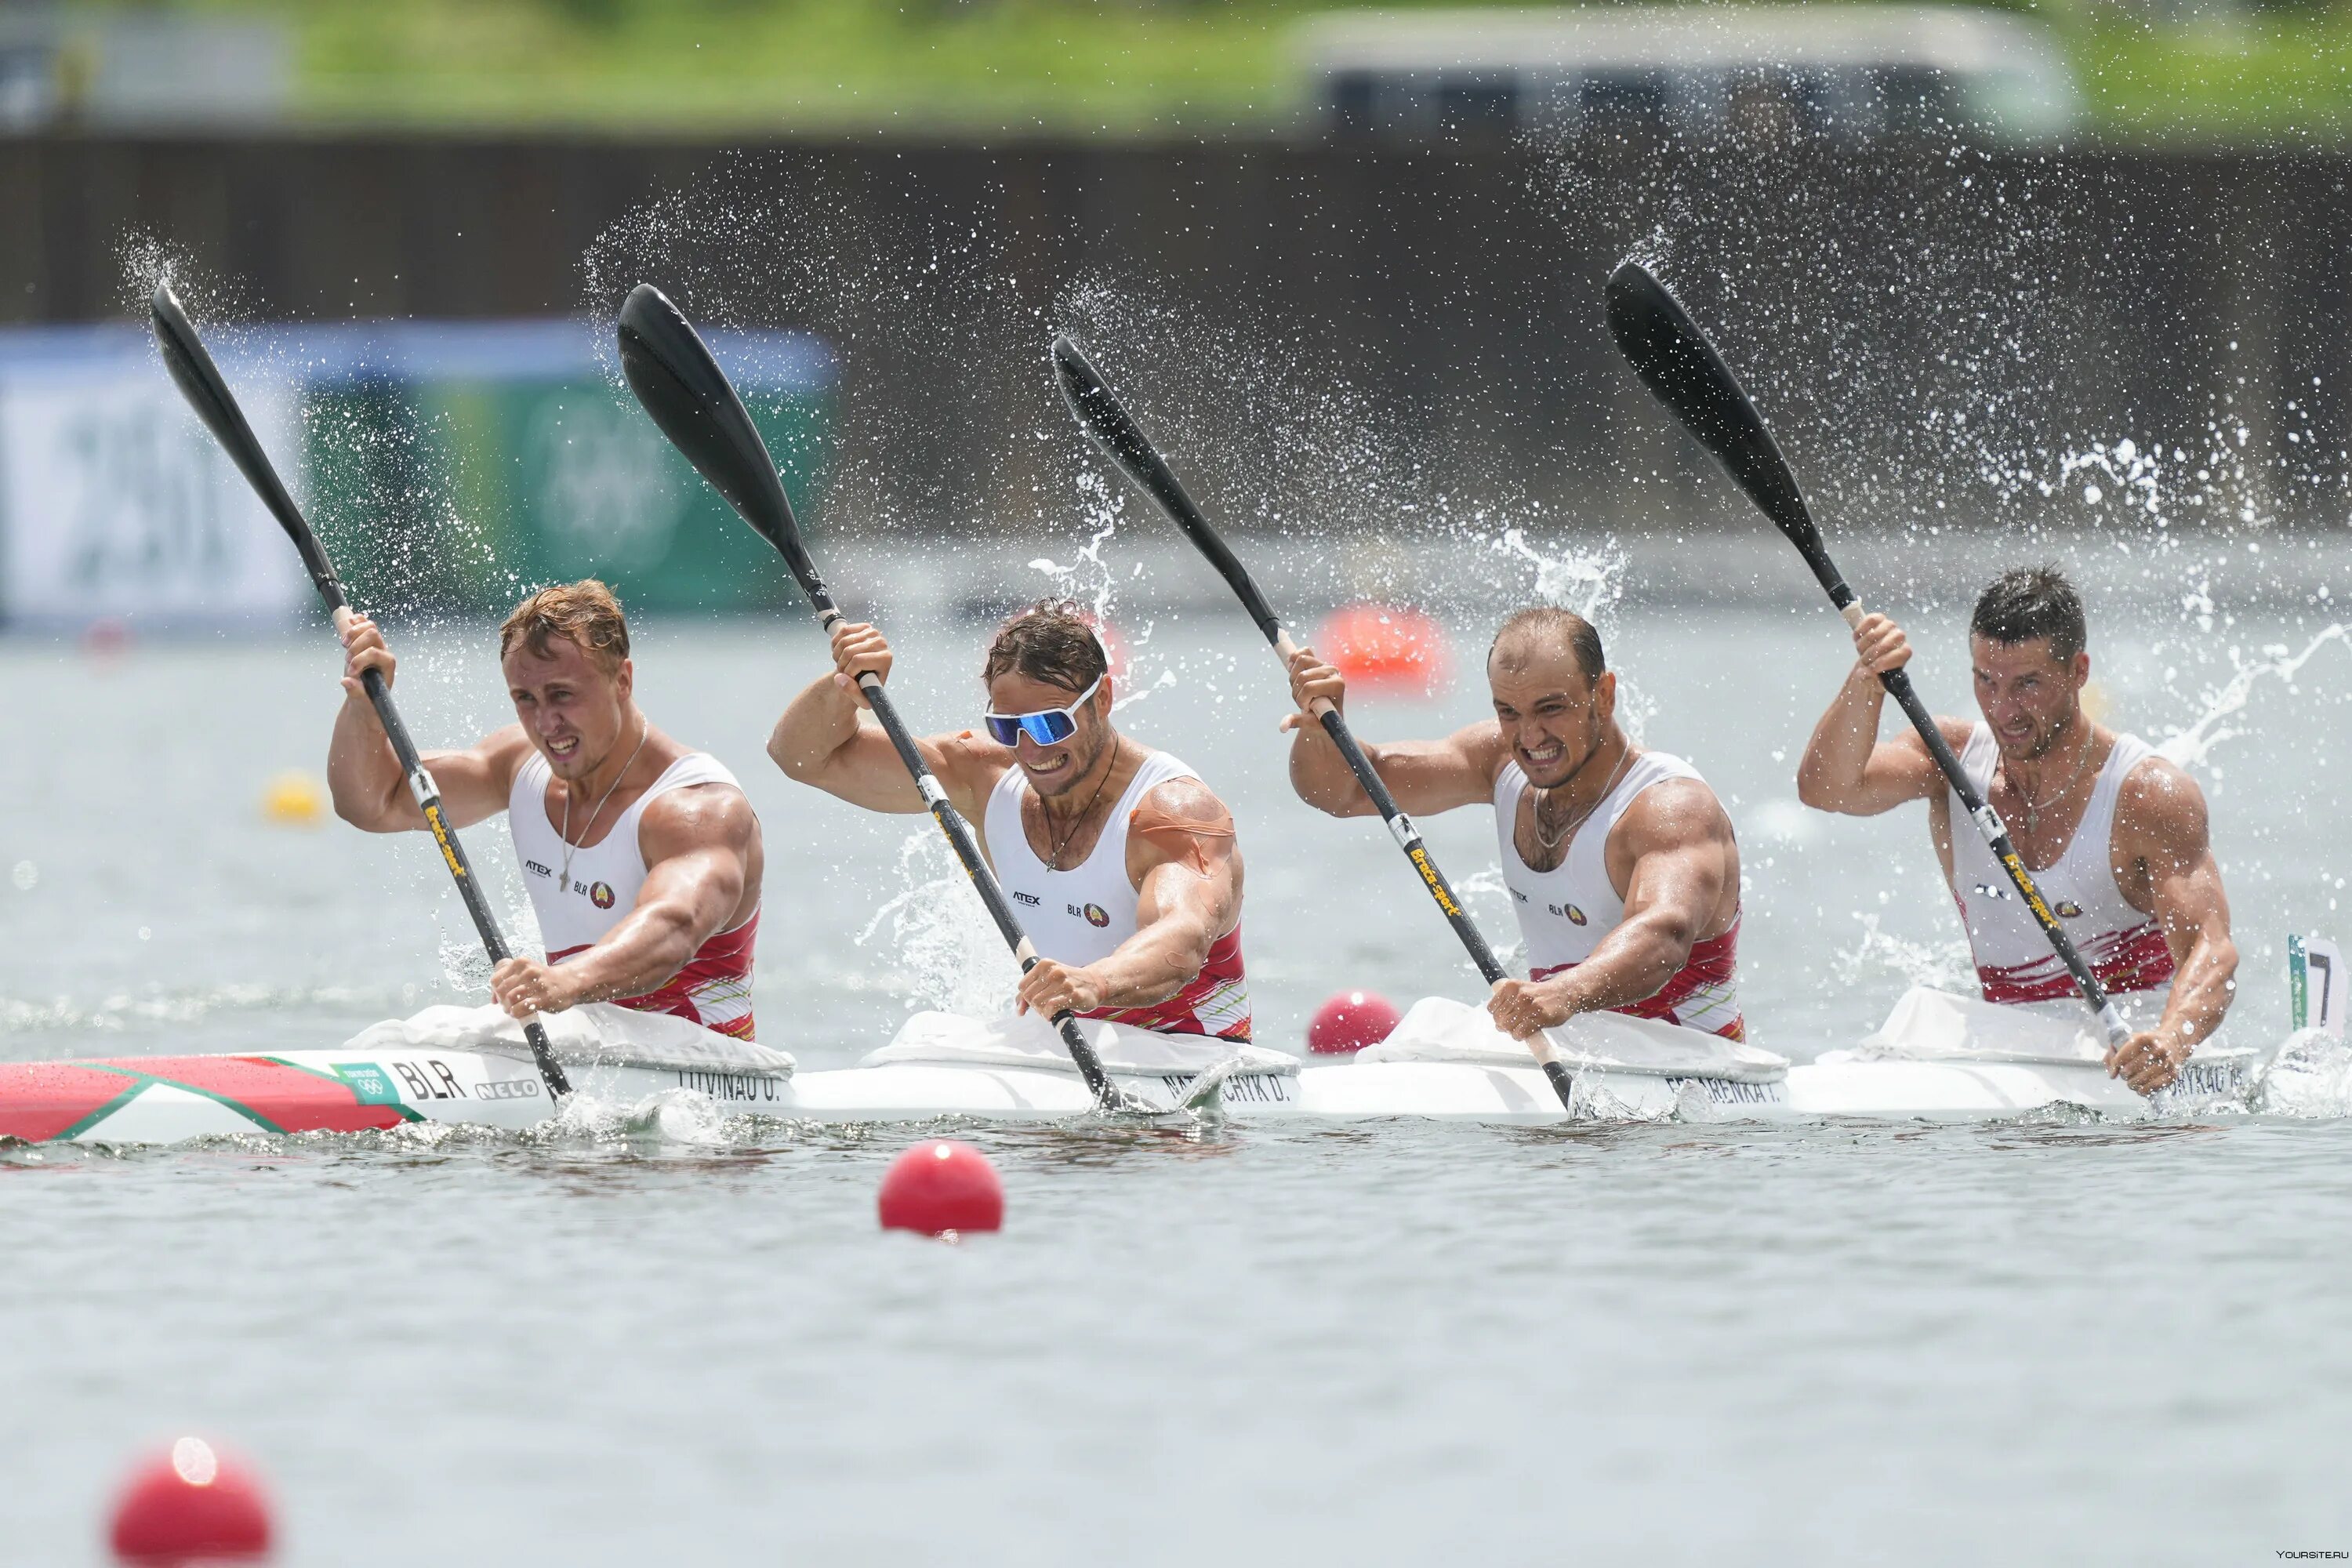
1489 605 1606 683
1971 566 2086 665
499 579 630 676
984 599 1109 695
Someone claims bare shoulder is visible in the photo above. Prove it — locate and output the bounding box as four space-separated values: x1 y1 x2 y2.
1134 774 1233 831
638 780 760 855
2118 751 2210 850
1616 774 1735 851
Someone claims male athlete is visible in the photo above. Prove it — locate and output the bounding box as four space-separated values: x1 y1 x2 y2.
770 601 1249 1039
1795 565 2236 1091
1286 606 1744 1042
328 580 764 1038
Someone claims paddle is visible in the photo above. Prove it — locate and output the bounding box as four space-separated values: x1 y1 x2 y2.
149 283 574 1099
1050 334 1581 1112
1602 257 2132 1051
614 283 1145 1113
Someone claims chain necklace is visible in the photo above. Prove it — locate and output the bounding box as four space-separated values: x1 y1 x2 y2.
2010 723 2094 837
558 716 650 888
1529 748 1633 863
1042 754 1117 871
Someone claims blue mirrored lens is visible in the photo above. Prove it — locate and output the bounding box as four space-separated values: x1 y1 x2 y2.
985 710 1077 746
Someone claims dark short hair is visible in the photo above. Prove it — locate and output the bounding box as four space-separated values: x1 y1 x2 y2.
1971 566 2086 665
1489 606 1606 683
984 599 1108 694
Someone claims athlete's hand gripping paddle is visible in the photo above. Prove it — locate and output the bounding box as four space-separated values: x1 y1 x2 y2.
1602 258 2132 1051
1050 334 1583 1113
149 282 574 1100
614 284 1149 1114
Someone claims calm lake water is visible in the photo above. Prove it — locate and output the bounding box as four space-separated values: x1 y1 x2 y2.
5 591 2350 1564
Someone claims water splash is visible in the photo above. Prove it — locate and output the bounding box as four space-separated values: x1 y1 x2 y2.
1834 913 1975 993
855 831 1019 1018
2155 623 2352 771
1493 527 1624 622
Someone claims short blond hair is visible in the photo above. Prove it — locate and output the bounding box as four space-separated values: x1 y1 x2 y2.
499 580 630 676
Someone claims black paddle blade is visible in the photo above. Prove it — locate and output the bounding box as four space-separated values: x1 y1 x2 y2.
616 283 820 594
1051 334 1284 644
150 282 342 601
1603 260 1851 607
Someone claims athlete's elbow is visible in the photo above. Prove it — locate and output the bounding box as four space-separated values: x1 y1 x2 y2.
770 731 826 786
330 785 399 833
1794 762 1843 813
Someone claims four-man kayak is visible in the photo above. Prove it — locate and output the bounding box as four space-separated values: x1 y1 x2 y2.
0 985 2306 1146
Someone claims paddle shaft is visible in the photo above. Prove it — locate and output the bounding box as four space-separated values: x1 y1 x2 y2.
1602 260 2131 1054
148 285 570 1098
1048 335 1577 1110
810 601 1122 1103
611 288 1127 1110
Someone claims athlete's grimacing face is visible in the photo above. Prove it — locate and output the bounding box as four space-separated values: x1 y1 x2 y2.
1969 633 2089 762
1487 643 1614 791
985 669 1115 800
503 637 633 782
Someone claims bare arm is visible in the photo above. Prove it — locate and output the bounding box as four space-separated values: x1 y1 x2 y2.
1013 779 1243 1017
767 619 989 818
488 785 758 1018
1486 780 1735 1037
2111 761 2238 1089
326 608 520 832
1281 643 1501 818
1795 612 1960 816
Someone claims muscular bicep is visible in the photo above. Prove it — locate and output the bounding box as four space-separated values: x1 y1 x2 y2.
1352 722 1505 815
793 718 981 817
1128 779 1242 942
419 728 531 829
2127 764 2231 949
1845 723 1963 816
1612 782 1737 946
635 786 758 945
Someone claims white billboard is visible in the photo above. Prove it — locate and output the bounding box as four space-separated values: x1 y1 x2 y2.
0 342 308 628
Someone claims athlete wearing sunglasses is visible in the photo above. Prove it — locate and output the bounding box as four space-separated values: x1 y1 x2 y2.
769 599 1250 1040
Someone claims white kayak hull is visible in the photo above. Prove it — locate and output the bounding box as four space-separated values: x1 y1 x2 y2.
0 991 2296 1145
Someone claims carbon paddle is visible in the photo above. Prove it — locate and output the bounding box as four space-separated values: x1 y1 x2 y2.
615 284 1140 1112
1051 333 1581 1112
149 282 574 1098
1602 258 2131 1051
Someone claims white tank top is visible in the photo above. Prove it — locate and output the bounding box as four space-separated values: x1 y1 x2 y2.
509 750 747 954
1947 723 2177 1004
1493 749 1744 1038
981 750 1251 1039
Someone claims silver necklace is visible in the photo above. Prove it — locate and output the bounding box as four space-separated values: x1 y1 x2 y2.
559 717 650 887
2013 727 2092 836
1530 749 1633 859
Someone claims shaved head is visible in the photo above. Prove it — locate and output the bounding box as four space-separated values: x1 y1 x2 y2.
1489 607 1605 684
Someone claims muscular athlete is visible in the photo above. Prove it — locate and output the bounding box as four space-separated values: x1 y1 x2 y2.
328 579 764 1037
1795 564 2235 1091
1287 606 1744 1044
770 601 1248 1039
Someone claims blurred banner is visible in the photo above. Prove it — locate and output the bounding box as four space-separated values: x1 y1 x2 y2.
0 320 832 630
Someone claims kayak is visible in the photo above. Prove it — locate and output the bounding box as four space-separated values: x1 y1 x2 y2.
0 986 2304 1146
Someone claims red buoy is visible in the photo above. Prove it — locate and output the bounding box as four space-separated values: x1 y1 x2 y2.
878 1139 1004 1238
1308 989 1401 1054
109 1437 273 1564
1316 603 1450 695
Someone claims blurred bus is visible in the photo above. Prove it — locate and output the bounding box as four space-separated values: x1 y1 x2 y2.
1298 5 2080 145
